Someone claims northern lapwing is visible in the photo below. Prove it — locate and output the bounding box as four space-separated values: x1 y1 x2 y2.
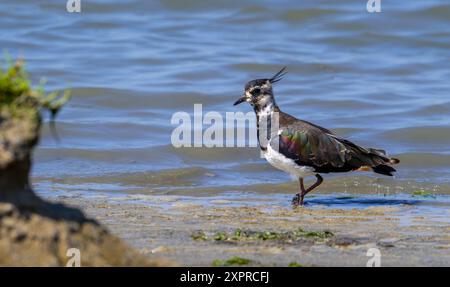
234 67 400 206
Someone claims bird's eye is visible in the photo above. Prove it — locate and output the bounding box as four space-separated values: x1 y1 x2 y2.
252 88 261 95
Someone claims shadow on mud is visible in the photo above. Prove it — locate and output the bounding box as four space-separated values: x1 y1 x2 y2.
307 196 422 207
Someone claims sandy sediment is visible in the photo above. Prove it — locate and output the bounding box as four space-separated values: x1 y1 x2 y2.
50 193 450 267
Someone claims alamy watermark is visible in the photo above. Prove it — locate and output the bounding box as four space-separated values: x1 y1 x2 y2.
366 248 381 267
66 1 380 14
366 0 381 13
66 248 81 267
66 0 81 13
171 104 279 156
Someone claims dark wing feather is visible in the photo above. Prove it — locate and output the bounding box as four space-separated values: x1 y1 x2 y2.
276 121 398 175
278 126 348 170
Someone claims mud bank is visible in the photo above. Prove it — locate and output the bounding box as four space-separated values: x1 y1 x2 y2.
0 61 171 266
46 192 450 267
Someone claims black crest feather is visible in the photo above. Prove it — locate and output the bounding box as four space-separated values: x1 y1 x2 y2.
269 66 287 83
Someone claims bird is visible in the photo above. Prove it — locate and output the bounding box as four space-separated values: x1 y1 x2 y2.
233 67 400 206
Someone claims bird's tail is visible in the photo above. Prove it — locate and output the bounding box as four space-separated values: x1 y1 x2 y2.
335 137 400 176
366 148 400 176
372 164 396 176
368 148 400 164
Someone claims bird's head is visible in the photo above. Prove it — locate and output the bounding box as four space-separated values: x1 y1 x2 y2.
233 67 286 111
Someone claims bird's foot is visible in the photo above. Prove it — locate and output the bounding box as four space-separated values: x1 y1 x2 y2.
291 193 304 207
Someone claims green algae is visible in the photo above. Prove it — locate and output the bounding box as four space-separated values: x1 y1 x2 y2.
288 262 304 267
192 228 334 243
412 190 436 198
212 256 251 267
0 58 70 120
190 230 208 241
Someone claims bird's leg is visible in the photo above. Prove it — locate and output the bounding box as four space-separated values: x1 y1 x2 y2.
305 174 323 194
292 178 307 206
292 174 324 206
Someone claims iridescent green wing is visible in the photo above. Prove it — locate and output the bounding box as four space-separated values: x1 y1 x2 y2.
277 127 347 168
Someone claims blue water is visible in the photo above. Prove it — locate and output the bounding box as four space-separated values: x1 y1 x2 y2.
1 0 449 197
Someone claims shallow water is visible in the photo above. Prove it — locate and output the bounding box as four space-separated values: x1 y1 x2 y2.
1 0 450 199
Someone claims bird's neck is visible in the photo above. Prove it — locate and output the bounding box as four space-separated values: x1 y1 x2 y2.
255 103 280 151
254 101 278 118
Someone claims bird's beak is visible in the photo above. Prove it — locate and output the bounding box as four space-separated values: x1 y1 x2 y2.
233 95 247 106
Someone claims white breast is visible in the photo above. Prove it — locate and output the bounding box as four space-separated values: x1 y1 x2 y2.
263 143 315 179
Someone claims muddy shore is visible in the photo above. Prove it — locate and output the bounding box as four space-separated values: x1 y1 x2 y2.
43 191 450 267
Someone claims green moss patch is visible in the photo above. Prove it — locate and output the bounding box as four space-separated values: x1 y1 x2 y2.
192 228 334 243
412 190 435 198
1 58 69 119
191 230 208 241
288 262 304 267
212 256 251 267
